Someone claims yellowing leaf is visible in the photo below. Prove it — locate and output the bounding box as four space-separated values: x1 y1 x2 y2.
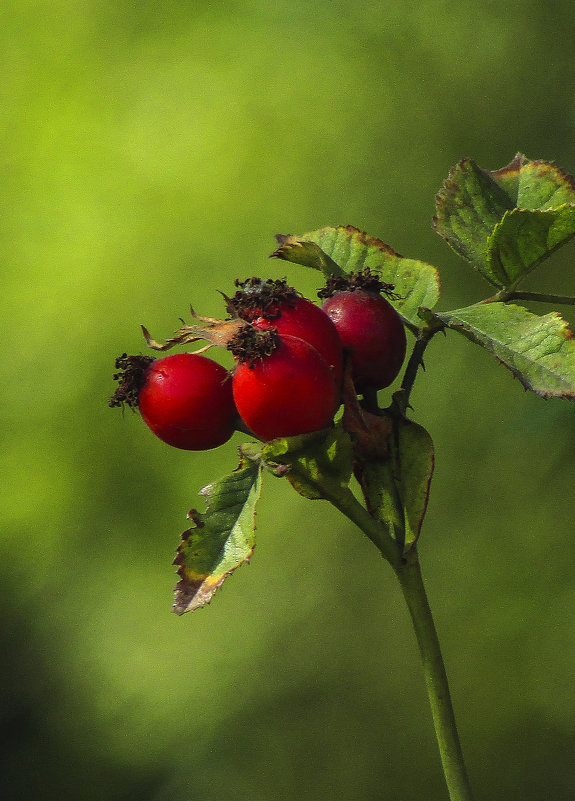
173 460 262 614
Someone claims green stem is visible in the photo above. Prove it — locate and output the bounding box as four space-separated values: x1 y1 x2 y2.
394 549 475 801
486 288 575 305
326 486 401 567
506 290 575 305
392 326 439 416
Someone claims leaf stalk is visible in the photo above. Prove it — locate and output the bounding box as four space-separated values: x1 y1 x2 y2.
502 290 575 306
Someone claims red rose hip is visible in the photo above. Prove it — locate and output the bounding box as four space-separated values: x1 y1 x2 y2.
111 352 236 450
227 278 343 387
321 279 407 393
232 334 339 441
140 353 236 450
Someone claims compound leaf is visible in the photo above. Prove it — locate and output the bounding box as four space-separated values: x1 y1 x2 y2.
438 302 575 398
434 154 575 288
173 459 262 614
273 225 440 328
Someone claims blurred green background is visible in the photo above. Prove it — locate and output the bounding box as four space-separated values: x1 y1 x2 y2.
3 1 575 799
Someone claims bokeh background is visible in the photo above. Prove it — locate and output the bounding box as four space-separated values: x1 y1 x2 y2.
3 1 575 799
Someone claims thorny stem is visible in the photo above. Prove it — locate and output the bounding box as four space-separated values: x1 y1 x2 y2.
394 549 475 801
392 326 440 416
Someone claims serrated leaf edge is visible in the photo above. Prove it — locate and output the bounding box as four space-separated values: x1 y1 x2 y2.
486 204 575 287
439 303 575 398
173 462 262 614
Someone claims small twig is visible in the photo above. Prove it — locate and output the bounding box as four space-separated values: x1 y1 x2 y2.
483 287 575 306
505 290 575 306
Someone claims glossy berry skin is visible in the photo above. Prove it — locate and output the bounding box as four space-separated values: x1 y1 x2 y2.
321 290 407 392
232 334 339 441
252 297 343 387
139 353 235 450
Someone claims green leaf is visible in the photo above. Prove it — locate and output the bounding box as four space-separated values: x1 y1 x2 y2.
433 157 516 281
273 225 440 328
261 425 353 501
438 302 575 398
356 416 434 553
271 236 346 278
434 155 575 287
358 456 404 549
173 459 262 614
487 152 524 200
486 205 575 286
512 158 575 209
397 419 435 550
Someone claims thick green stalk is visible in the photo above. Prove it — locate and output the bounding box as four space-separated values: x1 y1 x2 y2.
331 489 474 800
394 549 475 801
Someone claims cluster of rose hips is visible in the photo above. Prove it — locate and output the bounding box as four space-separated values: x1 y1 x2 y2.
110 270 407 449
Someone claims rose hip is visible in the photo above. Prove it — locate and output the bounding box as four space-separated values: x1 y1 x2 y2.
111 353 236 450
320 273 406 393
231 333 339 441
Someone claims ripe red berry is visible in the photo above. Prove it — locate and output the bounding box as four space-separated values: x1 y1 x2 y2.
227 278 343 387
321 287 406 393
111 353 236 450
253 298 343 386
232 334 339 441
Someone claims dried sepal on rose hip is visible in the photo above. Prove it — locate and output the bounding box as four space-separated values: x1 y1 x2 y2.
229 325 339 442
318 268 407 393
110 352 236 450
226 277 343 387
